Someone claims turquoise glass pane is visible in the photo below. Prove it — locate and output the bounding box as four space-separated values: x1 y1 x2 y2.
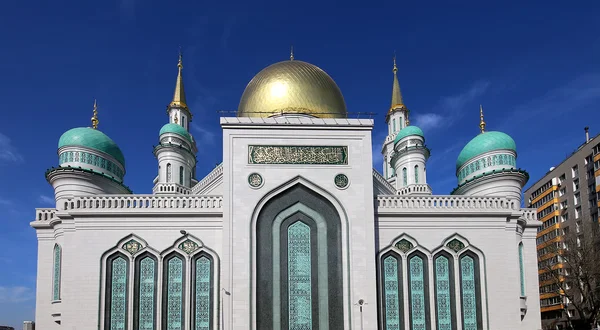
519 244 525 296
435 256 452 330
288 221 312 329
110 257 127 330
461 256 478 330
409 256 426 330
383 256 401 330
195 256 211 330
166 257 184 330
138 257 156 330
53 245 61 301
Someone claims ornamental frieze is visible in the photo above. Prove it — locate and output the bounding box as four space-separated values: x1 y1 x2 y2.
248 145 348 165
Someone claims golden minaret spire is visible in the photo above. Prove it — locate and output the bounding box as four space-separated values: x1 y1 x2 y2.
290 45 294 61
391 53 405 108
91 99 99 129
169 48 188 110
479 104 486 133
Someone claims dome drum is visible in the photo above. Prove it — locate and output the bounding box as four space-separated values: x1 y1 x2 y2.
58 146 125 181
457 150 516 185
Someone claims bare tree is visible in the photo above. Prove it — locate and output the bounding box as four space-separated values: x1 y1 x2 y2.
543 218 600 329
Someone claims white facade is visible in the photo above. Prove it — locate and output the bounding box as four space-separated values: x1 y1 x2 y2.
31 59 542 330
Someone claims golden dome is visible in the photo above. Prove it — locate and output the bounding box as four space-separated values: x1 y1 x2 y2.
237 60 347 118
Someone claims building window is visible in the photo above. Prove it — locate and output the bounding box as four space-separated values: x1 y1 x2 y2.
574 193 581 205
193 253 213 330
585 154 592 165
179 166 184 185
381 253 403 330
287 222 312 328
167 163 172 183
575 207 581 219
134 254 157 330
573 178 580 191
518 243 525 296
408 253 429 329
162 253 185 330
182 116 187 130
414 165 419 184
559 188 566 197
53 244 62 301
403 168 407 186
460 253 482 330
105 253 129 330
572 165 579 178
393 119 396 133
434 253 455 329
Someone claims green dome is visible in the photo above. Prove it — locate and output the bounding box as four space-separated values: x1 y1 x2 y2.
456 131 517 170
159 123 192 143
394 126 425 144
58 127 125 166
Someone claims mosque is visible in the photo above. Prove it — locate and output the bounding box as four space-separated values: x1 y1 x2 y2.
31 51 542 330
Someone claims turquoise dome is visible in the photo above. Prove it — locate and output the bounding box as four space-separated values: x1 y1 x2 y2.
159 123 192 143
456 131 517 170
394 126 425 144
58 127 125 166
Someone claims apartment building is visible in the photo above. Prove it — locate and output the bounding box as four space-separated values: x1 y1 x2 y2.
524 128 600 329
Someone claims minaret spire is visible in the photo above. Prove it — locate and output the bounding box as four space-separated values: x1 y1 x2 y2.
169 48 188 110
391 53 404 107
91 99 99 129
479 104 486 133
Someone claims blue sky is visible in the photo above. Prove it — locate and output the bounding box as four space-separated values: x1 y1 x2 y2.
0 0 599 327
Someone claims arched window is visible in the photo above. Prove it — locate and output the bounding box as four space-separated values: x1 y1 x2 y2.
414 165 419 184
192 253 214 329
134 253 158 330
52 244 62 301
182 116 187 129
408 252 430 330
104 253 129 330
179 166 184 185
393 119 396 133
434 252 456 330
381 252 403 330
460 252 483 329
167 163 172 183
519 243 525 296
403 168 407 186
163 253 185 330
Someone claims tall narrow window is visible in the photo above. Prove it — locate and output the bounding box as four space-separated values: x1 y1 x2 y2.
179 166 184 185
52 244 61 301
135 255 157 330
393 119 396 133
415 165 419 184
408 253 429 330
167 163 172 183
403 168 408 186
460 253 482 330
193 254 213 330
518 243 525 296
288 221 312 328
105 254 129 330
434 253 455 330
182 116 187 129
381 253 403 330
163 254 185 330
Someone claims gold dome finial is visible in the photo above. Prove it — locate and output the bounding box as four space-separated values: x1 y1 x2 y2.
391 53 404 107
169 47 188 110
91 99 99 129
393 51 398 73
479 104 486 133
405 110 410 126
290 45 294 61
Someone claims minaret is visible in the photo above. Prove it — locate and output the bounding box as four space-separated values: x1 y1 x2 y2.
153 51 198 194
382 55 410 182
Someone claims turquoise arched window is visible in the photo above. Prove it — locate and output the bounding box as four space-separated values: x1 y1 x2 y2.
414 165 419 184
135 254 157 330
52 244 62 301
434 253 455 330
105 253 129 330
193 253 213 330
519 243 525 296
163 254 185 330
167 163 172 182
460 253 482 330
403 167 407 186
408 253 429 330
288 221 312 328
382 253 403 330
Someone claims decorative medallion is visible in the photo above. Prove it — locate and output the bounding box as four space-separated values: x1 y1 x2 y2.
178 239 200 254
123 239 142 255
447 239 465 252
248 145 348 165
334 174 349 189
248 173 263 188
395 239 414 253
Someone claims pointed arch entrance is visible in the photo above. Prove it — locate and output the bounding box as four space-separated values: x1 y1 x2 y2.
253 182 345 330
